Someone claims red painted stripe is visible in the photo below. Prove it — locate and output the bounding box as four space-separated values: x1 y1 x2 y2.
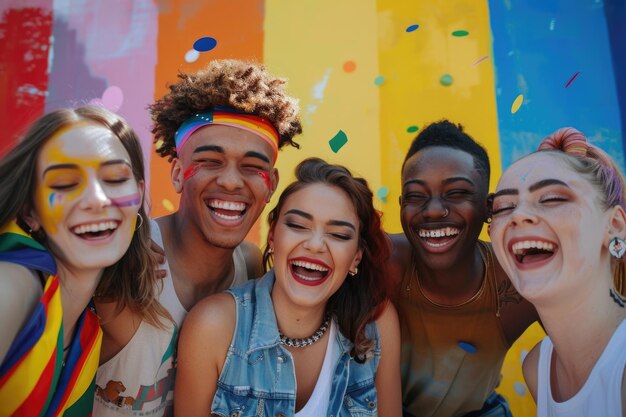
0 5 53 157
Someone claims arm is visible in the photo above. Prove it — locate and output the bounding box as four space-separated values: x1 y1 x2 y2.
241 240 264 279
174 292 236 417
521 343 540 402
0 262 42 362
375 301 403 417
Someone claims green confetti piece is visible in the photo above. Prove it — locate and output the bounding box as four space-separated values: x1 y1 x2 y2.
376 186 390 203
452 30 469 37
407 125 419 133
374 75 385 86
440 74 454 86
329 130 348 153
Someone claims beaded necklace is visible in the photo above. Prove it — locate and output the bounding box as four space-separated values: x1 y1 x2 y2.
279 314 331 348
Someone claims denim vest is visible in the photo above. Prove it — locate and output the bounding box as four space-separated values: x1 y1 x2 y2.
212 271 380 417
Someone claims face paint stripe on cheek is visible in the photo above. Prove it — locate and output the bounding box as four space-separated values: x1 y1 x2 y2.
183 162 203 182
111 193 141 207
258 171 271 189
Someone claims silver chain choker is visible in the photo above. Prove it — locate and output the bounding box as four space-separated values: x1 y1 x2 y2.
279 314 331 348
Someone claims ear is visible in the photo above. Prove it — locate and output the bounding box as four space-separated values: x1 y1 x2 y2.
607 205 626 244
170 158 184 194
21 208 42 233
398 195 402 207
267 228 275 249
350 247 364 272
268 168 280 202
137 179 145 202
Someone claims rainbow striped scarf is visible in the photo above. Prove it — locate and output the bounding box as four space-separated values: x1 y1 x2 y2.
0 221 103 417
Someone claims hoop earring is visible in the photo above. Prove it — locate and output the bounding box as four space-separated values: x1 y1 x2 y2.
442 208 449 218
348 266 358 276
135 213 144 230
610 237 626 295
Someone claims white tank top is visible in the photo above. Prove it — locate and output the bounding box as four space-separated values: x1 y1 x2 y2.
536 318 626 417
93 219 250 416
295 321 337 417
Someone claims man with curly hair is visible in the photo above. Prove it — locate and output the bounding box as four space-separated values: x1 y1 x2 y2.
93 59 302 417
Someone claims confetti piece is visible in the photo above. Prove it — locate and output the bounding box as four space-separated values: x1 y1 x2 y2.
472 55 489 66
549 18 555 31
162 199 175 212
374 75 385 86
193 37 217 52
520 349 528 364
343 61 356 73
439 74 454 86
406 24 419 32
514 381 527 396
407 125 419 133
457 341 477 354
185 49 200 63
565 71 580 88
155 139 164 150
376 186 390 203
452 30 469 37
101 86 123 112
329 130 348 153
511 94 524 114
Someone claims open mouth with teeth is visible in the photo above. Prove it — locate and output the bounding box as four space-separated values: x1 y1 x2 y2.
511 240 556 264
207 199 248 221
71 221 119 240
418 227 461 249
289 258 332 286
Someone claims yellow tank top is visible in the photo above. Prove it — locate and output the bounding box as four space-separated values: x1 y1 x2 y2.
397 241 508 417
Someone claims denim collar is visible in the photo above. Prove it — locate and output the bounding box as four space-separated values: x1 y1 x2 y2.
247 270 354 354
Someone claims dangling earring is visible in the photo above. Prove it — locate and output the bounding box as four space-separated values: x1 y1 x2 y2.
609 237 626 295
349 266 358 276
135 213 144 230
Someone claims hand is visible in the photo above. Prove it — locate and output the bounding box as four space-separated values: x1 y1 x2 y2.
150 239 167 279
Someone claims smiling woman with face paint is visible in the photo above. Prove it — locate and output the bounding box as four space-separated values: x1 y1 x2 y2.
489 128 626 416
175 158 402 417
0 106 165 417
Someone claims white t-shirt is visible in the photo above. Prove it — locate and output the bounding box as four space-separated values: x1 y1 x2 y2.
93 219 249 416
536 318 626 417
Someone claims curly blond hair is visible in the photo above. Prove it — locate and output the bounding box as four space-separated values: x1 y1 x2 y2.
149 60 302 160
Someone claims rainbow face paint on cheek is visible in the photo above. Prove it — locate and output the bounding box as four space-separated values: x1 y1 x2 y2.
258 171 271 189
111 193 141 207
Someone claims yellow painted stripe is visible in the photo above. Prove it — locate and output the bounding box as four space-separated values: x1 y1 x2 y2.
263 0 381 242
377 0 502 233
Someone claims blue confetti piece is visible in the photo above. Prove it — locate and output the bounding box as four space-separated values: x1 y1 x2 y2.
376 186 389 203
193 37 218 52
457 341 477 354
374 75 385 86
406 24 420 32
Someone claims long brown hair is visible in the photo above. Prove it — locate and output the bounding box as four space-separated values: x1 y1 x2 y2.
263 158 391 361
0 105 168 326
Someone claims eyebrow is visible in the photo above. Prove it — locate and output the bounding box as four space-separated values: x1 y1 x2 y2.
402 176 475 189
493 179 570 199
43 160 130 176
284 209 357 231
193 145 270 164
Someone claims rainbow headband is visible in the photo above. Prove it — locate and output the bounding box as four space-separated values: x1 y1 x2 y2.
174 107 279 162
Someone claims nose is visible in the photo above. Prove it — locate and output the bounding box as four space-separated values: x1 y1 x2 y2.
509 203 538 226
303 230 327 253
80 177 112 211
216 164 244 191
422 197 448 219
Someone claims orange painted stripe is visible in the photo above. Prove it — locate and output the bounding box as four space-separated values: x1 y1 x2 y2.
151 0 266 242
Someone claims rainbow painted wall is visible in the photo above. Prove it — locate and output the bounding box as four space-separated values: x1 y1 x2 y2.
1 1 624 415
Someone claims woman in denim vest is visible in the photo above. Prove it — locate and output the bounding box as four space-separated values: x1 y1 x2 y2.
175 157 402 416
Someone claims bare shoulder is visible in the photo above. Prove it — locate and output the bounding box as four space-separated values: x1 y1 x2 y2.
522 341 541 402
0 262 43 362
183 292 237 338
240 241 263 279
96 301 143 364
388 233 412 279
